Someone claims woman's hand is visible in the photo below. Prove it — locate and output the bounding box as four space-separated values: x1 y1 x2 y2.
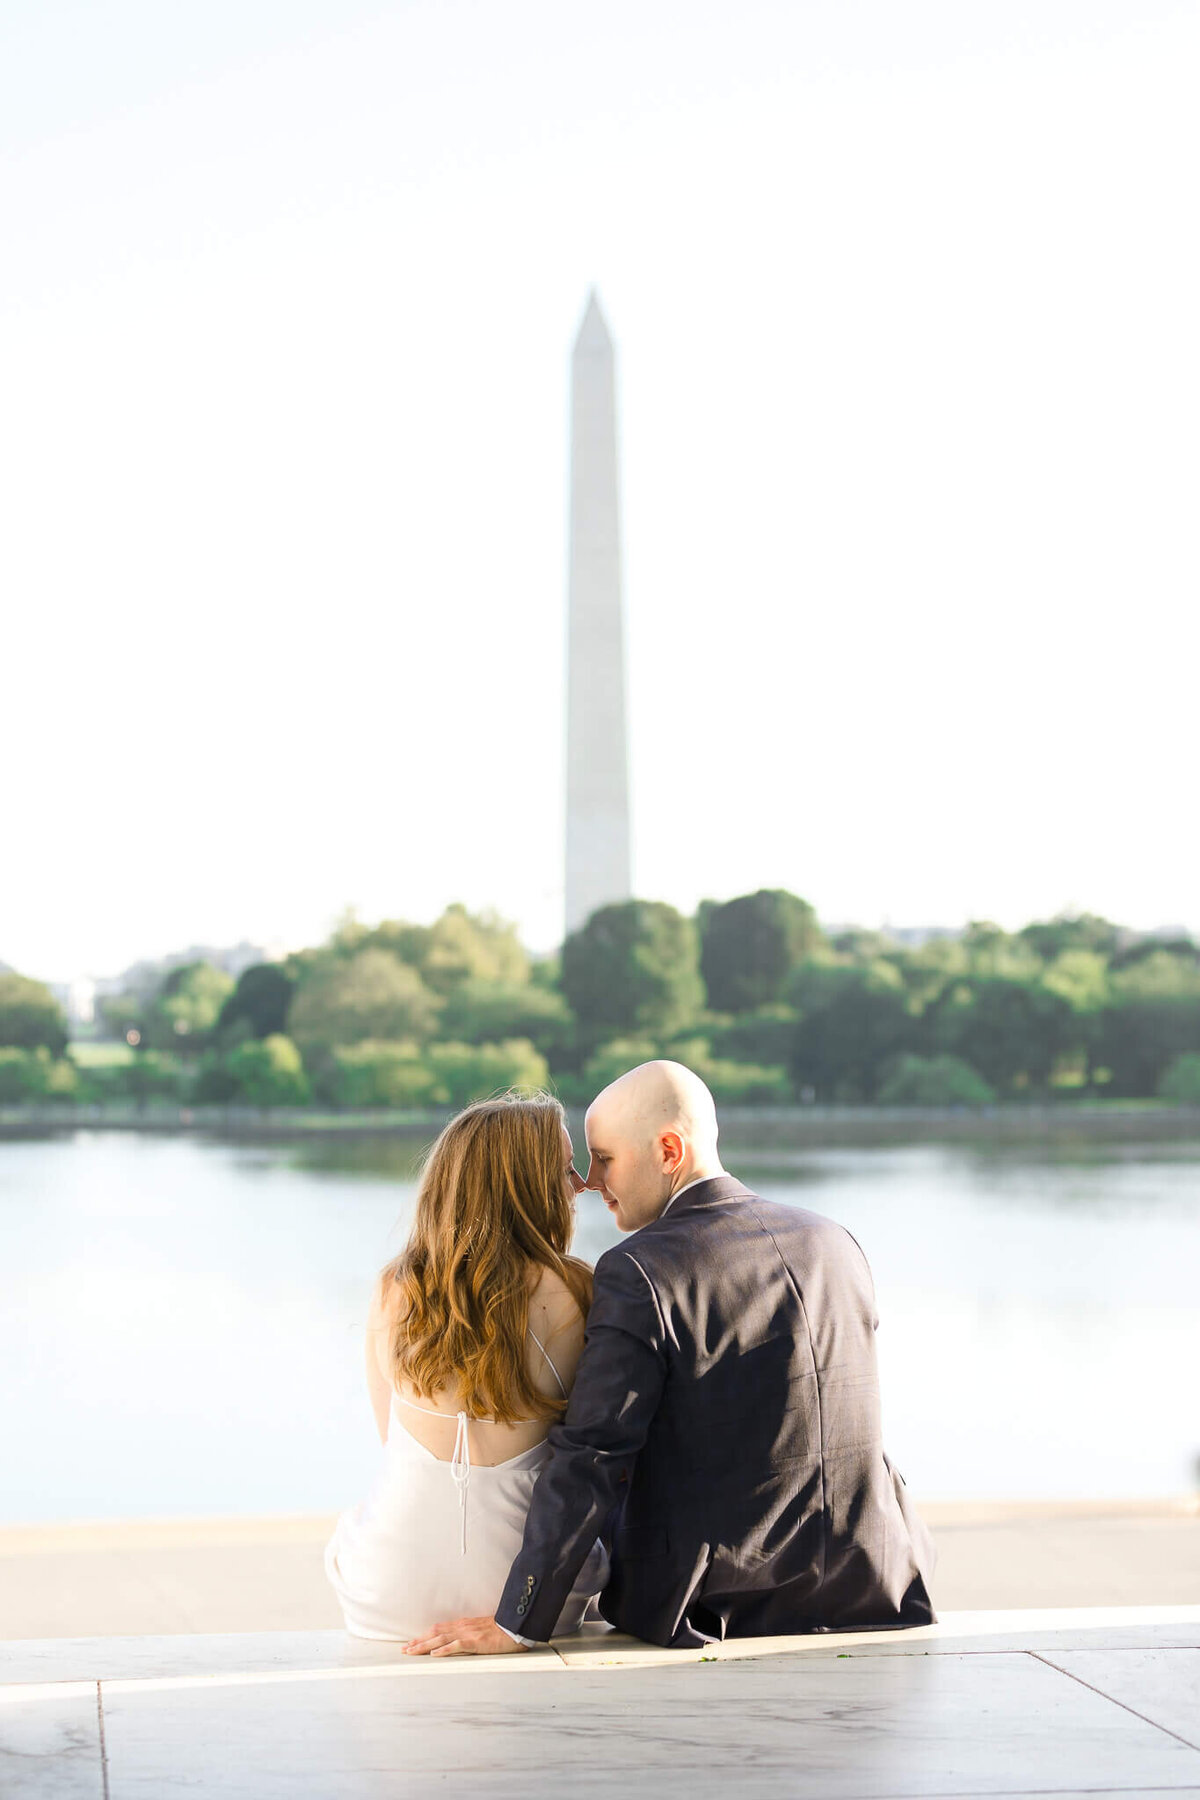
403 1616 529 1657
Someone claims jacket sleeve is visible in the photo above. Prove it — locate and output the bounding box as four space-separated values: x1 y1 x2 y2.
495 1246 666 1641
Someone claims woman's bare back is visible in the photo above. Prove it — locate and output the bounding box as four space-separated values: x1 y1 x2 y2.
366 1263 587 1465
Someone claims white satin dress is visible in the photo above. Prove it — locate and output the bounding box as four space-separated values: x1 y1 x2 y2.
325 1328 608 1641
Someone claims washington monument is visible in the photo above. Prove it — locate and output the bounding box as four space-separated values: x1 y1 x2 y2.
564 291 632 937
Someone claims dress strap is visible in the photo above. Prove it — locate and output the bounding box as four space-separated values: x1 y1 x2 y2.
393 1392 457 1418
526 1326 568 1399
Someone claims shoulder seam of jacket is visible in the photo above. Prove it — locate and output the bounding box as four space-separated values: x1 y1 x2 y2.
619 1249 668 1343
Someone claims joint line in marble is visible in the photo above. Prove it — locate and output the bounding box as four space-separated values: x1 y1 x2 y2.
1028 1650 1200 1754
96 1680 110 1800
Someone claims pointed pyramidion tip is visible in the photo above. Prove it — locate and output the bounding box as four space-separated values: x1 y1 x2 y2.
574 288 613 354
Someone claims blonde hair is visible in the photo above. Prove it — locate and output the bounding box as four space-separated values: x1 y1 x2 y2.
384 1092 592 1423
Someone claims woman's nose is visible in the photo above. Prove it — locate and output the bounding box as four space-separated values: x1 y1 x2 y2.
568 1168 586 1194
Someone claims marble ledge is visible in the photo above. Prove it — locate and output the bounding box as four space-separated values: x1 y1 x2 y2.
2 1607 1198 1694
0 1629 559 1690
551 1604 1200 1668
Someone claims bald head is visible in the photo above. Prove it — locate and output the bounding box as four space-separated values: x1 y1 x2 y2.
589 1060 719 1156
583 1061 725 1233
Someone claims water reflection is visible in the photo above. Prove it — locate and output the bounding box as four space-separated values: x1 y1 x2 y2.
276 1132 433 1183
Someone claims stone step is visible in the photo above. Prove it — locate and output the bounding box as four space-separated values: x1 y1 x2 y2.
3 1605 1199 1691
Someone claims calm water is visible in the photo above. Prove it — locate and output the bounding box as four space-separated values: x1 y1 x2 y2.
2 1129 1197 1524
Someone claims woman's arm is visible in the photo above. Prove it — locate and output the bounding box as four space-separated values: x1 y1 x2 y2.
364 1278 394 1444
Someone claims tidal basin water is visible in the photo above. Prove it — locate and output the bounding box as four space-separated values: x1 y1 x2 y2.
2 1128 1197 1524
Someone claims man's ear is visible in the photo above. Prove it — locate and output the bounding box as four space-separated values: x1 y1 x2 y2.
661 1130 685 1173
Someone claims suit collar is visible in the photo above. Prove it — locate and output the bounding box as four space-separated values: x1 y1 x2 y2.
655 1173 753 1219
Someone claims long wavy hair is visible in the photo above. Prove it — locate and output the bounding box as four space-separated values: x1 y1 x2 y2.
384 1092 592 1424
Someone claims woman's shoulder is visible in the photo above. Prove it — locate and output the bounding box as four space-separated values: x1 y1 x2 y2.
369 1268 407 1333
527 1260 590 1329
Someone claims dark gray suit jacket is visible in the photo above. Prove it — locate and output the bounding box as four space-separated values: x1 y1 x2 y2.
496 1176 936 1648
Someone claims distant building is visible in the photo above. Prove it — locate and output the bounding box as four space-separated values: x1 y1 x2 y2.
49 976 97 1026
819 923 964 952
93 941 283 1002
879 925 963 949
564 291 632 939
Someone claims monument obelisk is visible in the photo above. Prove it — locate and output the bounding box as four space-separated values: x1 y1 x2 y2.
564 291 632 937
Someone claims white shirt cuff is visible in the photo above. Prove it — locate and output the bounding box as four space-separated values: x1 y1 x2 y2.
496 1622 540 1648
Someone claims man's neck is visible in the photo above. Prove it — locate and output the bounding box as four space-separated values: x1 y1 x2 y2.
662 1166 727 1214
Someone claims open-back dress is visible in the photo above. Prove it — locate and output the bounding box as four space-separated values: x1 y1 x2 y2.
325 1327 607 1640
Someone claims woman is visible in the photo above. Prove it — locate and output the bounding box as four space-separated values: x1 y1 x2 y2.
325 1091 607 1640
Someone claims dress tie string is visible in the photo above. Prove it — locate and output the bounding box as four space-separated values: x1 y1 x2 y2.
390 1328 569 1561
450 1412 470 1555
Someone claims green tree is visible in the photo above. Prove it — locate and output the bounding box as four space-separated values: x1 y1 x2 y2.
787 961 915 1101
960 923 1043 981
701 1059 791 1105
0 973 68 1056
1109 950 1200 999
561 901 703 1041
699 889 823 1014
45 1055 79 1100
329 1042 440 1109
709 1005 799 1068
1110 935 1199 974
288 949 442 1056
580 1038 662 1094
1159 1052 1200 1104
667 1037 792 1105
421 905 529 994
1041 951 1111 1012
529 953 562 992
217 963 296 1043
891 938 970 1009
926 977 1073 1094
573 1032 790 1107
222 1035 311 1107
1040 950 1112 1087
1098 955 1200 1095
426 1039 549 1107
125 1051 188 1104
437 980 573 1060
877 1054 996 1106
0 1047 68 1101
1019 913 1122 963
354 918 433 969
828 928 893 961
147 962 235 1052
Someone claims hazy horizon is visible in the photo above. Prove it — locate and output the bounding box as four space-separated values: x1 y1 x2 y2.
4 1 1196 980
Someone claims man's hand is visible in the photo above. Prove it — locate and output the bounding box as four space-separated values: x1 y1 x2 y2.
403 1616 530 1657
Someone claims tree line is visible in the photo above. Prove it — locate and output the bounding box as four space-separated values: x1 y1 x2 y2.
3 892 1200 1110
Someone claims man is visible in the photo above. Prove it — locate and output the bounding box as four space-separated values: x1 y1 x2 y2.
405 1060 935 1655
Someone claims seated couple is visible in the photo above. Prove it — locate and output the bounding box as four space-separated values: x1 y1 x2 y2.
325 1061 936 1655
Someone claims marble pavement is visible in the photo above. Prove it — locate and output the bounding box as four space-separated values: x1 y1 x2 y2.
2 1608 1198 1798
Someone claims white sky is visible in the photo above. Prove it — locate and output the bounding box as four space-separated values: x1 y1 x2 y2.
2 0 1196 981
